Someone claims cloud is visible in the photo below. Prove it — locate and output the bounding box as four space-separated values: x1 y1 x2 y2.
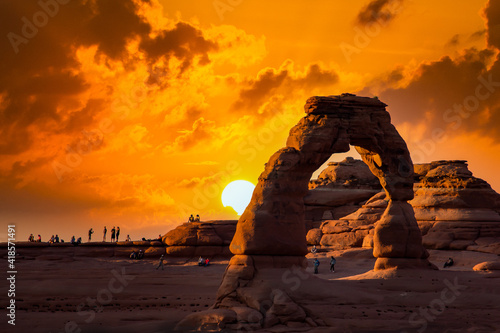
163 117 218 153
176 174 220 189
232 61 339 112
356 0 405 26
366 0 500 145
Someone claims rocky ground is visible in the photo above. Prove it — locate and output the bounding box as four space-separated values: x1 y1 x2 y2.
6 248 500 333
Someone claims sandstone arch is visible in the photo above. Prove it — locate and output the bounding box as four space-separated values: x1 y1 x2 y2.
230 94 429 268
176 94 433 331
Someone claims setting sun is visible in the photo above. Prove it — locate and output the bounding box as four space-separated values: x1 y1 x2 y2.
221 180 255 215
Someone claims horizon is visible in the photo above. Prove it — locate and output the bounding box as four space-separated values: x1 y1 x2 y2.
2 0 500 243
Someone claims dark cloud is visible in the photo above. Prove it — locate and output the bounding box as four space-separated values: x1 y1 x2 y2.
232 63 338 111
484 0 500 49
232 68 289 110
0 0 217 156
140 22 218 73
371 0 500 143
357 0 404 26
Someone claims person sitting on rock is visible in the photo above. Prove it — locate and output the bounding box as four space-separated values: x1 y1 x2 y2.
138 250 144 259
204 258 210 267
188 214 195 222
444 258 454 268
198 256 204 266
126 235 131 242
314 258 320 274
49 235 55 243
311 245 317 254
71 236 76 244
195 214 200 222
76 237 82 244
37 235 41 242
130 251 137 259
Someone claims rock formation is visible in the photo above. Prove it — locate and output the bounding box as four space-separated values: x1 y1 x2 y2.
162 220 237 257
305 157 381 226
307 160 500 255
176 94 431 331
229 94 429 267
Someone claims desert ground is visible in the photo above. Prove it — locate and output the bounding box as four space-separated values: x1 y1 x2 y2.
5 248 500 333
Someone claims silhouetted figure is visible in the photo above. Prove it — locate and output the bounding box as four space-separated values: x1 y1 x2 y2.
444 258 454 268
103 226 107 242
314 258 320 274
116 227 120 242
88 228 94 242
37 235 41 242
156 255 165 270
330 256 336 272
71 236 76 244
130 251 137 259
28 234 34 242
55 235 60 243
195 214 200 222
188 214 195 222
49 235 55 243
126 235 131 242
111 227 116 242
76 237 82 244
138 250 144 259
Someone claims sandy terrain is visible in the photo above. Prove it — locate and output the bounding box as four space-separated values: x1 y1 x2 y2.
4 249 500 333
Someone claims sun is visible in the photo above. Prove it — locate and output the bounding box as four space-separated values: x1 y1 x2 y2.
221 180 256 215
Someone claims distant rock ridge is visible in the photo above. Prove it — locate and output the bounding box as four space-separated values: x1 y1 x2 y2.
307 159 500 255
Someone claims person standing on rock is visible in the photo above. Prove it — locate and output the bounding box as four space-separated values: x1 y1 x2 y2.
88 228 94 242
156 255 165 270
111 227 116 242
116 227 120 242
314 258 320 274
103 226 107 242
330 256 336 272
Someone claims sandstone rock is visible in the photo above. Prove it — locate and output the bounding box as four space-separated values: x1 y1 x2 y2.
174 308 237 331
309 157 381 190
231 94 419 257
306 228 322 245
472 261 500 271
373 201 427 260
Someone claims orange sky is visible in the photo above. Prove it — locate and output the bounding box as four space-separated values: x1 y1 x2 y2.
1 0 499 242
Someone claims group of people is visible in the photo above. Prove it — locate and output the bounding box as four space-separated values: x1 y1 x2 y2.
130 250 144 260
311 246 336 274
49 235 61 243
70 236 82 245
188 214 201 223
28 234 41 242
102 226 121 242
198 256 210 267
313 256 336 274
